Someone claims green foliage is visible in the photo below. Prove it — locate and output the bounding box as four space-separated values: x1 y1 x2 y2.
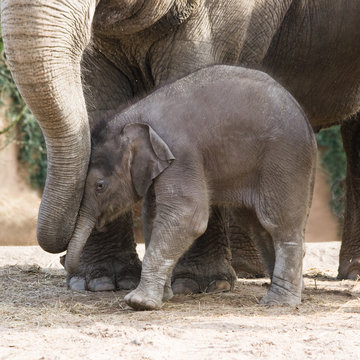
316 126 346 222
0 28 47 190
16 111 47 189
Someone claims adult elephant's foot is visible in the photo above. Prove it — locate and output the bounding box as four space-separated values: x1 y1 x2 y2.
172 207 237 294
338 117 360 280
66 213 141 291
338 257 360 280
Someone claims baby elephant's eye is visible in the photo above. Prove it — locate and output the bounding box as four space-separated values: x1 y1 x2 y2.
95 179 106 193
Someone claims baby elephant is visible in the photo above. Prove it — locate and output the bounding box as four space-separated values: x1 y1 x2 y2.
64 65 317 310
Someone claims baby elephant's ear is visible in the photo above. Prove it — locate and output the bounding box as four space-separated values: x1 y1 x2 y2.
148 126 175 163
123 123 175 197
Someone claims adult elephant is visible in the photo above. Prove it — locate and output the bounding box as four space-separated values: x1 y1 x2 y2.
1 0 360 293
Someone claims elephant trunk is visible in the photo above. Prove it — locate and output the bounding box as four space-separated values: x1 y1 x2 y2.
64 208 96 274
1 0 98 253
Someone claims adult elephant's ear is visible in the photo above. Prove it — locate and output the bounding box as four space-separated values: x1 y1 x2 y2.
122 123 175 197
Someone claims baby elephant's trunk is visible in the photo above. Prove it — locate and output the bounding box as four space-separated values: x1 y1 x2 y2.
64 210 96 274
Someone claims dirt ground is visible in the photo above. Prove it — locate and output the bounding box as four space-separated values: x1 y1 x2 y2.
1 242 359 360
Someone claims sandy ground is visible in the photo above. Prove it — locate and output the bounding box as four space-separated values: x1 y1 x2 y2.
1 242 360 360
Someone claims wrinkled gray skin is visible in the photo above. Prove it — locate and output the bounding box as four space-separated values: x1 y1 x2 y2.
1 1 360 293
64 66 317 310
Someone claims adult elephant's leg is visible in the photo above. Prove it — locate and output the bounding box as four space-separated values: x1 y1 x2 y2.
229 209 268 278
172 206 237 294
338 115 360 279
68 45 141 291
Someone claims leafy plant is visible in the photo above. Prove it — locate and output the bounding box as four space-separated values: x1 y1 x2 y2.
316 126 346 222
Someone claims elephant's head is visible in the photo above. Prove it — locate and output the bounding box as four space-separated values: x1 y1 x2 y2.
0 0 196 254
64 122 175 274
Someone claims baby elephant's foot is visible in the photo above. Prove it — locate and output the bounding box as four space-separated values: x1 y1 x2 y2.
260 280 301 306
124 285 165 311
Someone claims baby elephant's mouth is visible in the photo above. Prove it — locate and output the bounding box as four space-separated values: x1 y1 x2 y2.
95 208 126 233
95 217 108 232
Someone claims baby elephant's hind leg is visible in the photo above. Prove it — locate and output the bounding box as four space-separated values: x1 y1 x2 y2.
258 141 315 305
260 229 304 306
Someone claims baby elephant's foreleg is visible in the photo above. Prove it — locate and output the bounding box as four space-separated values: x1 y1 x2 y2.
260 230 304 306
125 197 209 310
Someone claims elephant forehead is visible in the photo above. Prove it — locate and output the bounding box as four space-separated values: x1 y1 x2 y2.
89 152 117 177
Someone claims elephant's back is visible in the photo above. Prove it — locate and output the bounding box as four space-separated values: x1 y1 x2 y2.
122 64 315 154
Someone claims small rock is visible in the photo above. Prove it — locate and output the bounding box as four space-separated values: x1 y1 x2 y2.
131 338 141 346
350 283 360 295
